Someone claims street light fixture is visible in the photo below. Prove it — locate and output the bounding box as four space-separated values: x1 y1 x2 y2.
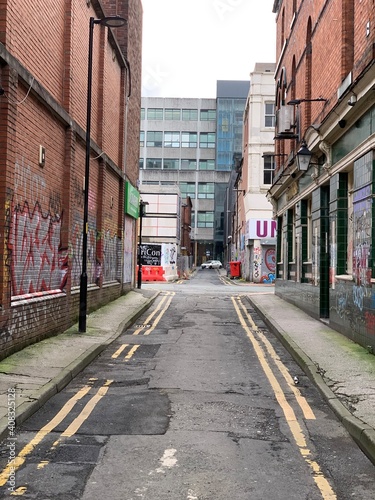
137 201 149 289
287 97 327 105
296 141 313 171
79 15 126 333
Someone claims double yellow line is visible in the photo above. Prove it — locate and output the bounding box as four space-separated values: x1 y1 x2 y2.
232 296 336 500
0 292 177 492
133 291 174 336
0 380 112 489
112 343 140 360
111 291 175 362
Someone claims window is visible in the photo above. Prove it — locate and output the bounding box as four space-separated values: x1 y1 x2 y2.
146 158 162 169
181 159 197 170
307 199 313 262
347 170 353 275
146 131 162 147
199 159 215 170
181 132 197 148
163 159 179 170
200 109 216 121
164 132 180 148
198 183 215 199
352 153 373 279
165 108 181 120
265 102 275 127
191 211 195 229
141 108 145 120
197 211 214 228
140 131 145 147
276 216 283 278
287 208 295 271
182 109 198 120
179 182 196 199
301 198 312 282
139 158 144 169
147 108 163 120
263 155 275 184
200 132 216 148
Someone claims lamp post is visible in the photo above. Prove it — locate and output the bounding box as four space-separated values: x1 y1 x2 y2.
79 15 126 333
137 201 149 289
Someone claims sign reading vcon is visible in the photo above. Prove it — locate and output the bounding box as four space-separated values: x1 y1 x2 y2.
248 219 277 239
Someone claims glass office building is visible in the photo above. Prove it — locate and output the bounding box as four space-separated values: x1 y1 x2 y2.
139 81 249 265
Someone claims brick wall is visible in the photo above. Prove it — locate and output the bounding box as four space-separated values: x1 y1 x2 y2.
275 0 375 141
0 0 142 359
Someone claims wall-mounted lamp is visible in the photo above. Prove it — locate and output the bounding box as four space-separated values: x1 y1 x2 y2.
348 94 357 107
296 141 314 171
287 97 327 105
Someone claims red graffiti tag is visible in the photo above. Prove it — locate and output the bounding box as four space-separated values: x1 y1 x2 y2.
8 203 67 296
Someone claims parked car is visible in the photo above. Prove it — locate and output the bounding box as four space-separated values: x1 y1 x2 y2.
201 260 223 269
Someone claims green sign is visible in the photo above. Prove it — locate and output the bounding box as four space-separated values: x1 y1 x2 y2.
124 182 140 219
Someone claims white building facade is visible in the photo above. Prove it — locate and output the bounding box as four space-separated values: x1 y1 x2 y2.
238 63 276 283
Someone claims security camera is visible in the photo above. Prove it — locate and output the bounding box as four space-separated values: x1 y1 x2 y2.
348 95 357 106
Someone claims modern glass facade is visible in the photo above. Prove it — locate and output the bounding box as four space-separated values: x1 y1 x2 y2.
214 81 249 260
139 81 249 266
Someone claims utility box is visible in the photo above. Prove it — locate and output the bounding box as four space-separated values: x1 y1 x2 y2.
229 261 241 278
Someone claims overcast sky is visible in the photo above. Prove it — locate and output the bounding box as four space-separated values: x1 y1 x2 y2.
141 0 277 99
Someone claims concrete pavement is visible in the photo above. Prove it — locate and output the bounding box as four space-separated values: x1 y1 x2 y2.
0 280 375 466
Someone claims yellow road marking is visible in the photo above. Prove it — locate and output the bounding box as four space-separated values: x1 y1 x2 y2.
237 297 315 420
37 461 49 470
124 345 140 361
231 297 336 499
144 293 174 336
0 385 92 486
10 486 27 496
112 343 129 359
133 293 171 335
61 380 113 438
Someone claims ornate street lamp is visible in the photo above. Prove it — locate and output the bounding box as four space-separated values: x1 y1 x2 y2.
296 141 313 171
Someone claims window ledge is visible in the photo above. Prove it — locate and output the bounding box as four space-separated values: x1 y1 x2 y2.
335 274 353 281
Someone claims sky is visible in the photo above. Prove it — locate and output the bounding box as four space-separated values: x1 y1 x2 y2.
141 0 277 99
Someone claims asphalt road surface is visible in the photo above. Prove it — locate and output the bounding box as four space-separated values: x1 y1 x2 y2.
1 269 375 499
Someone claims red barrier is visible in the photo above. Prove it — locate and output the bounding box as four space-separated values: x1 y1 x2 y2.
138 265 166 281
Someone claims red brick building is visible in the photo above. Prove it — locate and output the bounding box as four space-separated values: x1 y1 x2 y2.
0 0 143 358
269 0 375 349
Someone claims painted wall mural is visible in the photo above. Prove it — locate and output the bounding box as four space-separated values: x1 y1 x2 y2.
252 245 276 283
